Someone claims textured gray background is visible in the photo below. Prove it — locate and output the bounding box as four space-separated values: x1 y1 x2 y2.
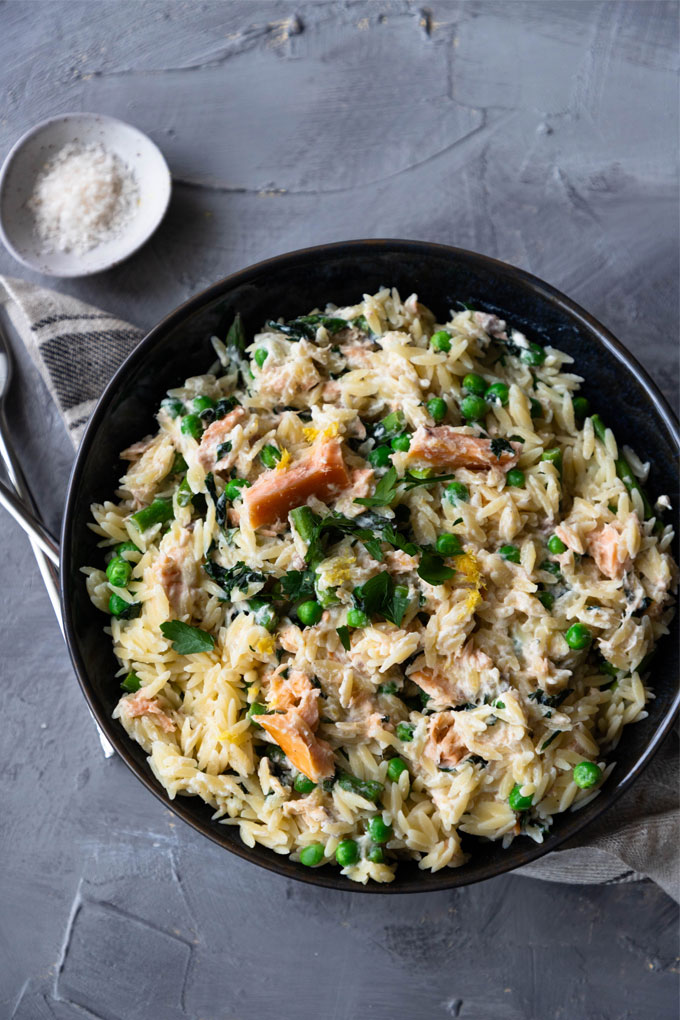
1 3 678 1019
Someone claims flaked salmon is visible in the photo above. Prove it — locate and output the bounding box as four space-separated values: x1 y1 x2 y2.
258 712 335 782
197 407 246 471
424 712 469 768
407 426 521 472
244 439 351 529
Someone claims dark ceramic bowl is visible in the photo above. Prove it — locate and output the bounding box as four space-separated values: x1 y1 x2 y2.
61 240 680 892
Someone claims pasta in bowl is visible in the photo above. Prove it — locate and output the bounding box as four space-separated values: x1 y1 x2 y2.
84 286 677 884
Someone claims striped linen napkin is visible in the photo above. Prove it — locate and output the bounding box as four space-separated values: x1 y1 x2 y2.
1 275 677 901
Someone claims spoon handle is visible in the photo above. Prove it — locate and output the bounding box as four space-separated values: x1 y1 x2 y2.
0 476 60 567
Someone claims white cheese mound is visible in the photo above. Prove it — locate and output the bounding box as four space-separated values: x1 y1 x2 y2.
28 142 139 255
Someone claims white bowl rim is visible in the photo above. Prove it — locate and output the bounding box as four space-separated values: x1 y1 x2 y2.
0 111 172 278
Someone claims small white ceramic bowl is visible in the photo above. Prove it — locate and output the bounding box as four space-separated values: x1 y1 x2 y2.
0 113 171 277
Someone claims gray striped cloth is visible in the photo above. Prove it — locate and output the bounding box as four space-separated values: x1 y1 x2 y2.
0 276 677 901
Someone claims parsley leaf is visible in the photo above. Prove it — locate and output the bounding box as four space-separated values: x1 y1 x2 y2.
160 620 215 654
277 569 316 601
354 466 399 508
352 572 411 627
490 437 515 459
417 551 455 586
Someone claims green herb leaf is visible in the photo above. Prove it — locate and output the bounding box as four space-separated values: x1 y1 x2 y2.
205 473 227 530
277 569 317 601
204 560 267 599
528 688 573 709
490 437 515 459
121 672 141 693
402 472 457 490
160 620 215 654
354 466 399 508
337 625 351 651
417 551 455 586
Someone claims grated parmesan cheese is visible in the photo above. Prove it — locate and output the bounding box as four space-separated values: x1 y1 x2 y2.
28 142 139 255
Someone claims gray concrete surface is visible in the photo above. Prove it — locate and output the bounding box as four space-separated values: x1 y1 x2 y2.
1 3 678 1018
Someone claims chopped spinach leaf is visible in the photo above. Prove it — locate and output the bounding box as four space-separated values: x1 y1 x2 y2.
528 688 573 709
337 625 351 651
490 437 515 459
204 560 267 599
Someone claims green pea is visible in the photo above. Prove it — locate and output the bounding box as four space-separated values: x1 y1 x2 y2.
260 444 282 469
367 816 393 843
445 481 469 505
121 671 141 693
573 762 602 789
391 434 411 452
521 342 546 366
347 608 370 628
460 394 487 422
368 445 392 468
572 396 589 424
565 623 592 650
114 541 140 556
530 397 542 418
506 468 525 488
254 348 268 368
508 783 533 812
106 556 132 589
294 774 317 794
180 413 203 441
298 600 323 627
247 702 267 728
131 498 174 532
224 478 250 501
299 843 324 867
486 382 509 406
436 533 463 556
108 593 140 619
367 845 385 864
336 839 360 867
430 330 451 352
500 544 521 563
193 395 215 413
547 534 567 555
541 447 562 470
426 397 447 422
536 590 554 611
396 722 414 742
387 758 408 782
463 373 487 396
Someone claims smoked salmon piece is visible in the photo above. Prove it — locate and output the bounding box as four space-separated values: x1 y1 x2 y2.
406 426 521 472
587 522 632 580
258 712 335 781
123 691 176 733
244 439 350 529
197 407 247 471
266 669 320 728
424 712 469 768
